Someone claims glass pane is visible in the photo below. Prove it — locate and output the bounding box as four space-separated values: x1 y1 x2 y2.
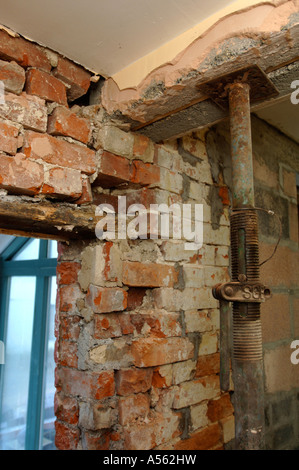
13 239 39 261
0 277 36 450
47 240 58 259
41 276 56 450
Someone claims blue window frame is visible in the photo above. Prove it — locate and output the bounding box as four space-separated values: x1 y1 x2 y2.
0 237 57 450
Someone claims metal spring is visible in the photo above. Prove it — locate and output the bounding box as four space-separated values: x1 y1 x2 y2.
230 210 263 361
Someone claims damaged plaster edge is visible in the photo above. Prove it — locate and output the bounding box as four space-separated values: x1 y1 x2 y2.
101 0 298 116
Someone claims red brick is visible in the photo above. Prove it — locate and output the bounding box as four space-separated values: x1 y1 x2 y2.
133 134 154 160
55 421 80 450
86 285 128 313
0 92 47 132
0 152 43 195
130 311 182 338
59 315 81 341
123 261 178 288
174 423 222 450
58 284 82 314
95 151 131 188
48 106 91 143
59 341 78 368
53 57 91 101
124 412 181 450
115 368 153 396
0 59 25 94
94 313 122 339
57 367 115 400
130 160 160 185
82 430 110 450
25 68 67 105
42 167 83 199
0 30 51 71
74 177 93 205
207 394 234 422
119 393 150 425
0 121 19 155
23 131 96 175
127 287 147 310
54 394 79 425
131 337 194 367
57 262 81 285
195 353 220 378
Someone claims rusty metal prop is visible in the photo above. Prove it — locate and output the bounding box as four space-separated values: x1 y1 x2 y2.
199 68 279 450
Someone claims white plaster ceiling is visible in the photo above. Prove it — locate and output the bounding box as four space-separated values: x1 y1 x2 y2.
0 0 235 77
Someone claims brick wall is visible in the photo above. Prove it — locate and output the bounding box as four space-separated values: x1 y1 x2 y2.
1 28 297 451
0 29 234 450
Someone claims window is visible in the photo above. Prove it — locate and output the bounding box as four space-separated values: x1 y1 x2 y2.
0 237 57 450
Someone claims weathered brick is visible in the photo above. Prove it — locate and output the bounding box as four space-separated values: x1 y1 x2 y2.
0 120 19 155
190 402 209 431
152 364 173 388
0 59 25 94
123 261 178 288
53 57 91 101
57 367 115 400
207 394 234 423
95 151 131 187
86 285 127 313
0 152 43 195
25 68 67 105
79 402 115 430
133 134 154 163
173 375 220 409
42 166 83 200
59 315 81 341
95 125 134 157
195 353 220 378
54 394 79 425
82 430 110 450
220 415 235 444
89 338 133 368
23 131 96 175
0 92 47 132
59 341 78 368
74 177 93 205
183 265 204 288
153 287 217 311
124 412 181 450
173 360 196 385
0 30 51 71
94 313 122 339
119 393 150 425
198 332 218 356
58 284 82 314
184 310 213 334
131 337 194 367
130 310 182 338
115 368 153 396
174 422 221 450
130 160 160 185
48 106 91 144
57 262 81 285
78 243 122 290
55 421 80 450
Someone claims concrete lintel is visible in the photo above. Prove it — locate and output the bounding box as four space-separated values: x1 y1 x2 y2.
101 3 299 141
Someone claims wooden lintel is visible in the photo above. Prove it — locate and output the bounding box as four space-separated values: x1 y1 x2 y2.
0 196 98 241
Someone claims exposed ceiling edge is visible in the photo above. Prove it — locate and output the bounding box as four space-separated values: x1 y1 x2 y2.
101 0 299 121
111 0 267 90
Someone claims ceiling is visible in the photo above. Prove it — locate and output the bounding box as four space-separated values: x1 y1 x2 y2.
0 0 235 78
